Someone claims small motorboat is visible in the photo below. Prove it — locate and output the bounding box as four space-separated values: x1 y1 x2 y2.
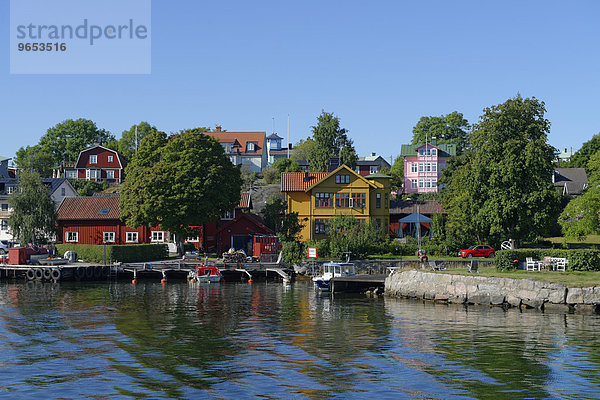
188 265 223 283
312 262 355 292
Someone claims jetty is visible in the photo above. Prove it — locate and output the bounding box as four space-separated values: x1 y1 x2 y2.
330 274 387 293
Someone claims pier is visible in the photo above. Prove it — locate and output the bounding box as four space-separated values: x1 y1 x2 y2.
330 274 387 293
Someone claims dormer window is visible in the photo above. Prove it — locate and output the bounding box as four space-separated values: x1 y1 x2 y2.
108 155 113 162
247 142 256 152
89 155 97 164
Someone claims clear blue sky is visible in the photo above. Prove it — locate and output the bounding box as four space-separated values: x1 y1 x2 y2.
2 0 599 163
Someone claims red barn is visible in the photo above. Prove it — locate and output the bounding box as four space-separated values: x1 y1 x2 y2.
67 144 126 184
57 195 150 245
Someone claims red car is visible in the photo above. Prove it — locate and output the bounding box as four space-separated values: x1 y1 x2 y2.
458 245 495 258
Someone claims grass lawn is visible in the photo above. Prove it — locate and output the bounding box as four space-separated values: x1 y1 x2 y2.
546 235 600 247
438 266 600 287
366 254 467 261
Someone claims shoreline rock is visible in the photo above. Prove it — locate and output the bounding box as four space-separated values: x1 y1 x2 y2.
385 270 600 312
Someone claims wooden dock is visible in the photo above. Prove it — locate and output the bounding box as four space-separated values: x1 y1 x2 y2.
0 260 294 283
330 274 387 293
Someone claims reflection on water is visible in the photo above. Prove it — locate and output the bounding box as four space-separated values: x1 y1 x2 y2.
0 281 598 399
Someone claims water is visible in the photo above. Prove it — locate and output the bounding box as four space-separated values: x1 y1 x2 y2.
0 281 599 399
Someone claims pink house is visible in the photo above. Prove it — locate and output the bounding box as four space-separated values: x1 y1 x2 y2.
400 142 456 194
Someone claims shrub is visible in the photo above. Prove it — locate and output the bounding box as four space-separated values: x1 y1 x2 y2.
55 243 168 263
280 240 304 265
494 248 600 271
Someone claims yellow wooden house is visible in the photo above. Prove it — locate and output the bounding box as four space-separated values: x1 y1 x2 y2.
280 164 391 242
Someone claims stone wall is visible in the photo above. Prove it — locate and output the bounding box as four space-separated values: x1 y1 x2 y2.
297 259 493 275
385 270 600 312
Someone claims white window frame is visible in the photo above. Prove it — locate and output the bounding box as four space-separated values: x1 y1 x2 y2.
432 149 437 156
86 169 99 180
418 163 423 172
106 170 115 179
411 163 417 173
247 142 255 152
411 179 418 189
418 179 424 188
66 170 77 179
370 166 378 174
103 232 116 243
151 231 165 242
7 186 15 194
89 155 97 164
432 163 437 172
222 210 235 220
126 232 138 243
0 220 7 231
66 231 78 242
1 203 8 211
108 155 114 162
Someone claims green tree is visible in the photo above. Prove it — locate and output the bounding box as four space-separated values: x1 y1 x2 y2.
120 130 243 254
411 111 470 154
291 138 315 162
390 156 404 191
307 111 357 172
568 133 600 169
8 171 57 245
116 121 160 161
14 145 54 177
35 118 114 166
559 187 600 240
263 195 286 232
328 215 384 259
443 95 560 248
586 150 600 186
69 179 109 196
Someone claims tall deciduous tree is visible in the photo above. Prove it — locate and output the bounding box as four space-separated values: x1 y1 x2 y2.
115 121 159 161
390 156 404 191
36 118 114 166
8 171 57 245
567 133 600 169
559 187 600 240
14 145 54 177
307 111 357 172
411 111 471 154
291 138 315 162
443 95 560 248
120 130 243 253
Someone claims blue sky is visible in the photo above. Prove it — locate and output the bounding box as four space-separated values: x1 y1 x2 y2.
2 0 599 163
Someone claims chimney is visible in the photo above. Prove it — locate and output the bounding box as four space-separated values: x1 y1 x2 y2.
215 125 222 132
304 172 309 182
370 152 376 157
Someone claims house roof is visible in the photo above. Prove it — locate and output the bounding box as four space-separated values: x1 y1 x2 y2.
356 155 391 167
365 173 392 179
305 164 376 192
216 212 273 235
41 178 72 194
267 133 283 139
57 196 121 220
281 172 328 192
389 199 446 215
74 144 126 169
400 143 456 157
554 168 588 195
0 157 10 162
269 149 292 156
204 131 265 156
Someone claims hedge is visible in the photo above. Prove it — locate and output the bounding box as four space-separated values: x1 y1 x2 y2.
494 249 600 272
55 243 168 263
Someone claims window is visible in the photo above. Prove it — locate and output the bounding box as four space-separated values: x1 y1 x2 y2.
152 231 165 242
418 149 424 156
385 194 388 208
335 193 350 208
376 219 381 229
432 149 437 156
411 179 418 189
108 155 113 162
418 163 423 172
66 170 77 179
425 163 431 172
0 220 7 230
222 210 235 220
376 193 381 208
432 179 437 188
351 193 366 208
61 187 66 196
425 179 431 188
355 166 360 174
7 186 15 194
418 179 424 188
1 203 8 211
89 155 97 164
66 231 78 242
432 163 437 172
370 166 378 174
411 163 417 173
126 232 138 243
315 193 333 208
335 175 350 184
103 232 115 243
247 142 255 152
314 218 329 234
106 170 115 179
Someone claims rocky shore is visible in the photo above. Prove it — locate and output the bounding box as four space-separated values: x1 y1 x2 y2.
385 270 600 312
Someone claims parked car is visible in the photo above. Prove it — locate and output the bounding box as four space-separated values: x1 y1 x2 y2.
458 245 495 258
0 240 9 255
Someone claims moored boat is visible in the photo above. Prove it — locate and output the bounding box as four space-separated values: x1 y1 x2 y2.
312 262 355 291
188 265 223 283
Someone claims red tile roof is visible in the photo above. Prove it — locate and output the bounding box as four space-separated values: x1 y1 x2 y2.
281 172 328 192
203 131 265 156
57 196 121 220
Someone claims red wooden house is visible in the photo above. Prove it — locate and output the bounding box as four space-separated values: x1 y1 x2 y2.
189 192 275 255
57 195 152 245
63 144 126 184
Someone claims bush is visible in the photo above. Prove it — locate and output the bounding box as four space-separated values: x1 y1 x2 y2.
494 248 600 271
306 239 330 259
55 243 168 263
280 240 304 265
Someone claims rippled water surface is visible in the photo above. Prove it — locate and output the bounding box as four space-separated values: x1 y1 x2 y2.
0 280 599 399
